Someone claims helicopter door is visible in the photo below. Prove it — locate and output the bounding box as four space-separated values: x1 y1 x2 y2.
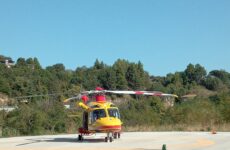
82 111 88 130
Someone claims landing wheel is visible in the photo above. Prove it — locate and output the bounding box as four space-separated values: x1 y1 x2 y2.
113 133 118 139
109 137 113 142
105 137 108 142
105 132 113 142
78 135 83 141
118 132 121 139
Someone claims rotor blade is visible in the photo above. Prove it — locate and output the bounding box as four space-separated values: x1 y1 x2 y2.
13 90 75 100
69 90 178 98
106 90 138 95
159 93 178 98
63 94 82 102
81 90 102 94
64 90 106 102
13 93 62 99
105 90 178 98
106 90 160 95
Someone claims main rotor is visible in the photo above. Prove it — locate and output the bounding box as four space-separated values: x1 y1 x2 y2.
64 87 178 104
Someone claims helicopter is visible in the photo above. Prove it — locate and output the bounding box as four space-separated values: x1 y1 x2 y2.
64 87 178 142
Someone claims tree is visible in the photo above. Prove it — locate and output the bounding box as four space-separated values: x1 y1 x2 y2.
47 64 65 73
184 63 206 84
112 60 128 89
194 64 207 84
0 75 10 94
204 76 223 91
44 101 67 133
209 70 230 87
98 68 117 89
93 59 105 70
15 58 26 67
126 64 142 89
5 103 46 135
26 57 42 70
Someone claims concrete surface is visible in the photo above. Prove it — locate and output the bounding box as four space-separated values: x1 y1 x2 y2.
0 132 230 150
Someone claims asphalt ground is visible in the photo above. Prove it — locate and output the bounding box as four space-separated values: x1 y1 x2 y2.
1 132 230 150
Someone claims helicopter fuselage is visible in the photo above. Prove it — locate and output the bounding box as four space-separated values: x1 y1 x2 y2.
79 101 122 134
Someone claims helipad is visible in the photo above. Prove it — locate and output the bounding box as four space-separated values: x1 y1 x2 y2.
0 132 229 150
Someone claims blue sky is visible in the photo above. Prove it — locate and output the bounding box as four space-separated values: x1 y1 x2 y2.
0 0 229 76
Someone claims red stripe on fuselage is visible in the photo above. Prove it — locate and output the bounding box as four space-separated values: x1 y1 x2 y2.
98 125 121 130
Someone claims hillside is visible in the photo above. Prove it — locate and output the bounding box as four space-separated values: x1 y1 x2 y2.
0 55 230 136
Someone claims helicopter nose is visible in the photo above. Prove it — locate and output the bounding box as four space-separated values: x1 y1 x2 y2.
95 118 122 131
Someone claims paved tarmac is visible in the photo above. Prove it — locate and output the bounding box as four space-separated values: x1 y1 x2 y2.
1 132 230 150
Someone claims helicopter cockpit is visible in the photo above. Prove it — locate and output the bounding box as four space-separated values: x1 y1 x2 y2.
108 108 120 119
89 108 121 123
92 109 106 122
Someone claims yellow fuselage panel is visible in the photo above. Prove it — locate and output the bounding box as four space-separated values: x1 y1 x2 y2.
89 117 122 131
86 101 122 132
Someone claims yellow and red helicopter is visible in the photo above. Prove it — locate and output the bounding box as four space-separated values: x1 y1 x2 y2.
64 87 178 142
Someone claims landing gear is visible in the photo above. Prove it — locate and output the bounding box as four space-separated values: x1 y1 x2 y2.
109 136 113 142
105 132 121 142
113 132 121 139
105 132 113 142
78 134 84 141
105 137 108 142
78 127 93 142
113 133 118 139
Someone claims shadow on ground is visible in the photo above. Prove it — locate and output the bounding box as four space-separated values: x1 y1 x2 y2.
16 137 105 146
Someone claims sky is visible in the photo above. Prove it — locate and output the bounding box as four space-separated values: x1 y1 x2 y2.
0 0 229 76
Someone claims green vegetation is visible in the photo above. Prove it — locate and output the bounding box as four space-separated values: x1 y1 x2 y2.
0 55 230 136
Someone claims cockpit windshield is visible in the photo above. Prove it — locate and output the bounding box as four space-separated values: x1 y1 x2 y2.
108 108 120 119
92 109 106 122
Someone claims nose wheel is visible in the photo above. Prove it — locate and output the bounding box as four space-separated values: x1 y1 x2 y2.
105 132 114 142
105 132 121 142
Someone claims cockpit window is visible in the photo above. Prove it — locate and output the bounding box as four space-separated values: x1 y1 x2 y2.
108 108 120 119
92 109 106 122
